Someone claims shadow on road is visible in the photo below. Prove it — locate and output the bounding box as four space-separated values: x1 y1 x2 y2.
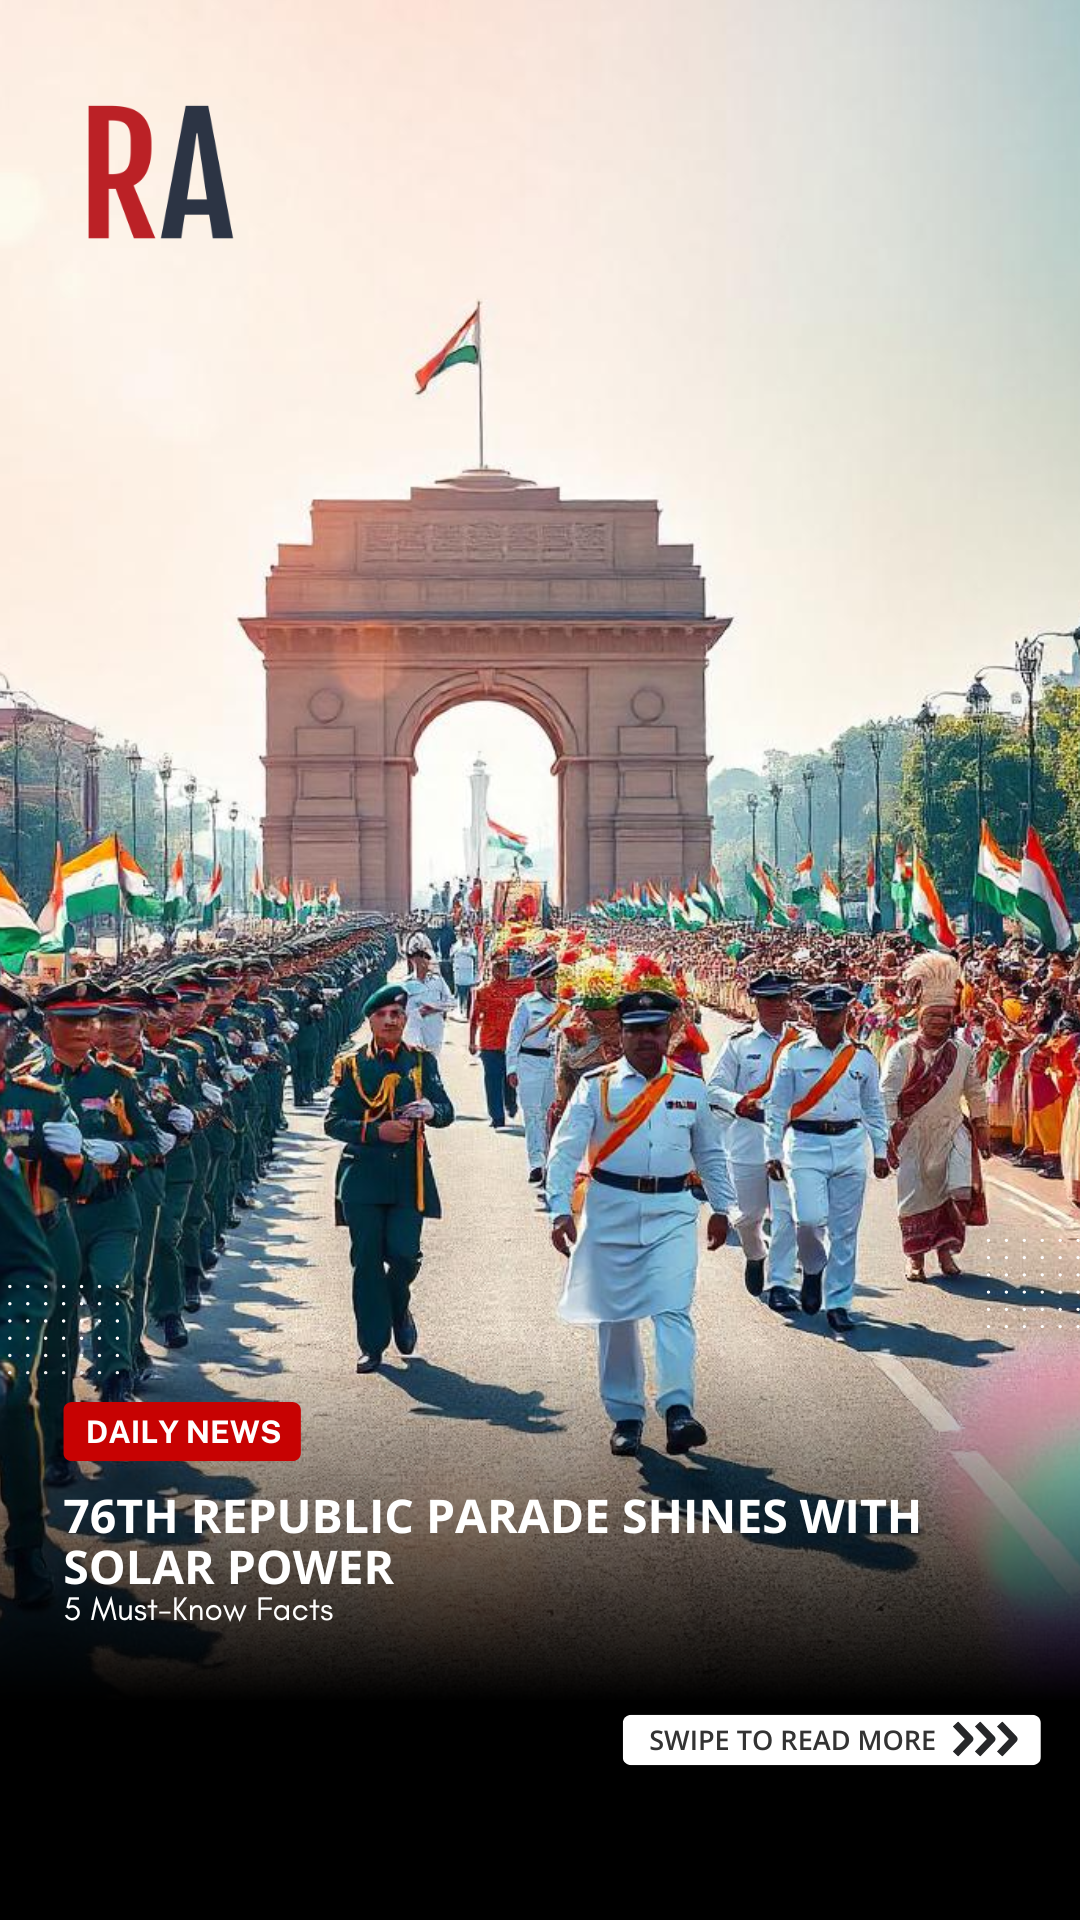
380 1357 565 1433
632 1447 918 1573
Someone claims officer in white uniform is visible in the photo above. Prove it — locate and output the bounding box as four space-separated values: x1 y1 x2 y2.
401 936 455 1057
763 982 890 1332
707 969 802 1313
547 990 734 1457
505 953 562 1188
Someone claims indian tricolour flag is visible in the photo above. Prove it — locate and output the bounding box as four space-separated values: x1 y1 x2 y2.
973 821 1020 919
792 853 816 912
415 307 480 393
866 853 879 932
0 867 41 972
819 871 845 934
487 816 527 857
252 865 274 920
119 841 156 918
1017 828 1074 952
36 843 71 953
909 849 957 951
164 851 186 925
200 862 223 928
62 834 123 922
326 879 341 917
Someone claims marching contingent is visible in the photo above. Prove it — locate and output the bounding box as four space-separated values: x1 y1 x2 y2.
0 831 1075 1611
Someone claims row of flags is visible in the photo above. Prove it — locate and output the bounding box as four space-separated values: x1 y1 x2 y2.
588 871 727 927
0 834 345 973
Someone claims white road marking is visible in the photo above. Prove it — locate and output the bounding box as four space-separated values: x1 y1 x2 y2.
952 1451 1080 1595
867 1352 961 1432
986 1176 1080 1233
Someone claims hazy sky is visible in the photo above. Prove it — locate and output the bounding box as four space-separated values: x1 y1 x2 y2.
3 0 1078 879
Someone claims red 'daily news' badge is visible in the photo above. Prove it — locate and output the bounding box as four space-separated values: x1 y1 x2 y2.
63 1402 301 1461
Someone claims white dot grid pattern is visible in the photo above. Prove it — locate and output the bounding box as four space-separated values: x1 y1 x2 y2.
985 1199 1080 1342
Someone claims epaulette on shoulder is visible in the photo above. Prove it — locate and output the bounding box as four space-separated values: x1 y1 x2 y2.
331 1050 357 1086
729 1024 754 1040
12 1073 64 1098
103 1057 139 1078
583 1063 617 1079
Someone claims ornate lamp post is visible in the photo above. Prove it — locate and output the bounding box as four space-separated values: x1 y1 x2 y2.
965 677 992 933
832 743 846 907
9 700 32 891
802 764 815 858
229 801 239 914
973 628 1079 835
45 719 66 852
769 779 782 872
126 742 142 857
746 792 760 870
914 701 936 853
183 776 197 895
83 731 101 841
158 753 173 895
866 722 888 934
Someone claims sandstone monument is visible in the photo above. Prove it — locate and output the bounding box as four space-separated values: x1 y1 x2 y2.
241 469 728 913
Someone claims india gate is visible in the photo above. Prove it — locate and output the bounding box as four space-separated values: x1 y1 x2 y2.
241 468 729 913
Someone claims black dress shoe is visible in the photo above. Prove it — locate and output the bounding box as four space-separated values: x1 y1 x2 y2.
800 1271 823 1315
202 1248 220 1271
5 1548 53 1609
134 1359 154 1389
665 1405 707 1454
183 1274 202 1313
44 1457 78 1488
744 1257 766 1296
610 1418 644 1457
528 1167 544 1185
161 1314 188 1350
827 1308 855 1332
767 1285 798 1313
199 1271 214 1294
393 1312 418 1356
355 1351 383 1374
215 1235 226 1252
100 1371 134 1403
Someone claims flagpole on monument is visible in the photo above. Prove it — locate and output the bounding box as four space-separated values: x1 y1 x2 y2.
476 299 484 470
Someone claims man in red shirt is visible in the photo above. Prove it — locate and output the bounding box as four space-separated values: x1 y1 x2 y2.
469 955 523 1129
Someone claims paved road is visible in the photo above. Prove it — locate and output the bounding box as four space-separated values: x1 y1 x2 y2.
5 1008 1079 1702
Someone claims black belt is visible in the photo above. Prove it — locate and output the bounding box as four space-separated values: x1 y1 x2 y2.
519 1047 553 1058
740 1110 765 1123
592 1168 694 1195
790 1119 857 1136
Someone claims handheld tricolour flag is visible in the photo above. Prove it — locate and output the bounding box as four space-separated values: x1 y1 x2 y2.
973 821 1020 920
792 853 816 913
909 849 957 951
164 852 186 926
0 867 41 972
866 852 879 933
818 872 844 934
1016 827 1074 952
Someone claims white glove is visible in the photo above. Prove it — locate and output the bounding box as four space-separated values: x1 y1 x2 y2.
251 1040 269 1058
401 1098 435 1122
42 1120 84 1156
168 1105 194 1133
226 1064 250 1085
202 1083 225 1108
155 1128 176 1155
281 1020 299 1039
84 1138 121 1167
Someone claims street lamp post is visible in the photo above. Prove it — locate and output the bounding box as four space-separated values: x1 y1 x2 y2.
802 764 815 858
973 627 1079 835
965 678 992 931
208 790 220 876
46 719 66 853
126 743 142 858
832 744 846 915
10 701 31 891
866 722 888 934
914 701 936 853
184 775 197 886
229 802 238 914
769 780 782 872
83 733 101 951
158 753 173 896
746 793 760 871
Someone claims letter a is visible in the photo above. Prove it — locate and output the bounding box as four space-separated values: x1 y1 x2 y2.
161 107 233 238
88 108 154 238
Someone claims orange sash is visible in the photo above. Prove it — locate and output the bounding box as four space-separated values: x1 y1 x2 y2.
570 1066 675 1214
521 1000 571 1046
745 1027 800 1102
789 1044 857 1121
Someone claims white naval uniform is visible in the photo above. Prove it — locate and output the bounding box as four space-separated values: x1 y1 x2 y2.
402 970 455 1056
505 990 561 1173
546 1060 735 1421
763 1037 888 1309
707 1021 799 1286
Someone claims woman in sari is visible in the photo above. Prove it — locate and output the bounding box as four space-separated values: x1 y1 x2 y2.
880 953 991 1282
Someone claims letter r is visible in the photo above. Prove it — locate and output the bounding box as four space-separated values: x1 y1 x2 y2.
88 107 154 238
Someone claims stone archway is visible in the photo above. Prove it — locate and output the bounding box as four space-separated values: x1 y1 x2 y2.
242 469 729 914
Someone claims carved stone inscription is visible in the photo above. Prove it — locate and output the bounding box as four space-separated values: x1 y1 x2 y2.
359 518 612 566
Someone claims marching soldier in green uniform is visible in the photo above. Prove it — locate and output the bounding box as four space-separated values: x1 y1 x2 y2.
0 983 97 1487
0 1143 55 1607
325 982 454 1373
32 979 162 1406
143 985 207 1346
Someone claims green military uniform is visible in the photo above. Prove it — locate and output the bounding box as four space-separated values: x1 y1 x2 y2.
325 1014 453 1364
0 1144 55 1605
32 1046 162 1400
